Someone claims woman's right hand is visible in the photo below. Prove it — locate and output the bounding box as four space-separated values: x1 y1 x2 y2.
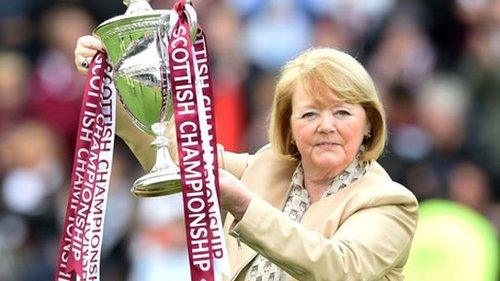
218 169 252 221
74 35 105 74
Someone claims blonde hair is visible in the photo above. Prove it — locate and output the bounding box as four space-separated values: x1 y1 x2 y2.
268 48 387 161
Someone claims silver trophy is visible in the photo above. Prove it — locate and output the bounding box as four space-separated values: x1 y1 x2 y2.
94 0 197 197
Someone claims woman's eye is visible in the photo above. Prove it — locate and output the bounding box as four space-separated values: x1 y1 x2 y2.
301 112 316 119
335 110 351 116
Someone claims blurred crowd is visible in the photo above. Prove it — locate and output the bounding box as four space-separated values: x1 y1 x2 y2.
0 0 499 280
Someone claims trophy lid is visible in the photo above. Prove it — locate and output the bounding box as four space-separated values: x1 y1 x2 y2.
123 0 153 15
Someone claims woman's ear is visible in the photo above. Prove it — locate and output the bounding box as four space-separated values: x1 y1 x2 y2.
364 121 372 139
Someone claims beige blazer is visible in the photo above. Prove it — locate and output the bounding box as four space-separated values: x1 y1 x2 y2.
220 145 419 281
116 116 418 281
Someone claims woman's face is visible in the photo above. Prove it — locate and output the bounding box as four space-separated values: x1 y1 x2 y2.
290 87 371 178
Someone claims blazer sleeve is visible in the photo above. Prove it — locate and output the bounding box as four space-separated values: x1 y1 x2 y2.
231 193 418 281
115 104 251 179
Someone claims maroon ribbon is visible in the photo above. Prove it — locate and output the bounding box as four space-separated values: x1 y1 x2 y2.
54 52 115 280
166 0 225 280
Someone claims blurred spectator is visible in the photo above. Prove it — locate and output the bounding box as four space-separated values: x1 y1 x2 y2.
415 74 470 156
0 120 64 281
377 84 431 186
418 0 468 69
29 5 94 160
303 0 396 53
406 74 475 201
448 160 491 214
204 2 248 152
239 0 312 71
1 120 64 215
384 85 427 162
458 0 500 191
245 72 276 152
79 0 126 23
368 4 436 97
0 51 31 138
312 15 352 50
455 0 490 26
0 0 47 57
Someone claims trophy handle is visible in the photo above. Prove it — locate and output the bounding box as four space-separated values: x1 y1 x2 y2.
184 3 198 41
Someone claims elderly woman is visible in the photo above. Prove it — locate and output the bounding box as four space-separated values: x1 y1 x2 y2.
75 37 418 281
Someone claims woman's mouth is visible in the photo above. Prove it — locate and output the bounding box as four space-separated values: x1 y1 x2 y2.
315 142 340 147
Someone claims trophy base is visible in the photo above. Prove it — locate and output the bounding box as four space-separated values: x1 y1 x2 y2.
132 170 181 197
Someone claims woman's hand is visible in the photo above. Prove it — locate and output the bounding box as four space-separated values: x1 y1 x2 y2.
74 35 105 74
218 169 252 221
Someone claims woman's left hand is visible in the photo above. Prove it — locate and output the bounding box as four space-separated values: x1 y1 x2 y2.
218 169 252 221
74 35 105 74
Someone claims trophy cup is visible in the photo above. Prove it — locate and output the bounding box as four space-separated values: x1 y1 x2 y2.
93 0 197 197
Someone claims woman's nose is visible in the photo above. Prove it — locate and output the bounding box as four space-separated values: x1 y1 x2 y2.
318 113 336 133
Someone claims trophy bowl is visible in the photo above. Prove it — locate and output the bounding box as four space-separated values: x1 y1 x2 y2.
93 0 195 197
95 10 168 135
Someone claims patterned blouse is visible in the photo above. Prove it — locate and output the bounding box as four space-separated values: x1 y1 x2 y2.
244 158 370 281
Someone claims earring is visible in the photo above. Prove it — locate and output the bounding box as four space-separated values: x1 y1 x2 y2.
291 138 296 145
365 132 371 139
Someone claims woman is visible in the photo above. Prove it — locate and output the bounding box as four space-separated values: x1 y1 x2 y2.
75 37 418 281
